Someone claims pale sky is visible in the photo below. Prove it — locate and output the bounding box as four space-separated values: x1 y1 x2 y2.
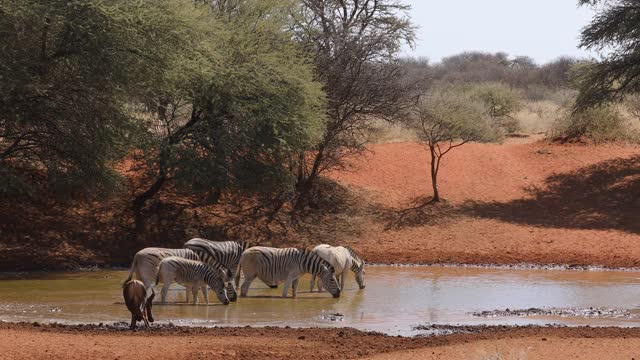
402 0 597 64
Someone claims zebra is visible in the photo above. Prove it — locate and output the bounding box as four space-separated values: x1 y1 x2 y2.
123 247 234 303
344 246 366 290
183 238 278 294
235 246 341 298
310 244 366 292
183 239 247 279
156 256 230 305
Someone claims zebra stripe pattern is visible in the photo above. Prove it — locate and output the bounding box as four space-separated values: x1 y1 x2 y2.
237 246 341 298
344 246 366 289
123 247 201 289
156 257 230 305
183 238 248 280
344 246 365 272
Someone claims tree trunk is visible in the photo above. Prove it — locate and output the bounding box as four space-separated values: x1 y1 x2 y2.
132 174 166 234
293 144 325 214
429 145 440 203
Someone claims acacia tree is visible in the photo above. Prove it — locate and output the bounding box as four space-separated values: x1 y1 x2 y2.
291 0 416 212
575 0 640 109
0 0 201 195
408 90 500 202
132 1 326 230
472 83 523 133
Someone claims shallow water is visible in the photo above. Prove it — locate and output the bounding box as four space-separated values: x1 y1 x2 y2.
1 266 640 336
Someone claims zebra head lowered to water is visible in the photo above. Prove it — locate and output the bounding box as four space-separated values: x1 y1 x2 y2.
123 247 201 302
344 246 366 289
123 247 235 303
236 246 341 298
310 244 366 291
156 256 231 305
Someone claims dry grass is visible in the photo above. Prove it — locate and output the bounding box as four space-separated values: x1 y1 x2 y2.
371 118 418 143
515 100 562 134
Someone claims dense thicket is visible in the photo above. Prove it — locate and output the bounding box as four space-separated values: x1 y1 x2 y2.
0 0 206 194
400 52 580 97
131 1 327 227
0 0 327 224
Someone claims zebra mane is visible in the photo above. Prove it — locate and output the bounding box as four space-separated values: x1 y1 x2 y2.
344 246 364 271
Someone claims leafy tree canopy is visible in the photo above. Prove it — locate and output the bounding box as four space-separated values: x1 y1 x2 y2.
0 0 215 195
575 0 640 109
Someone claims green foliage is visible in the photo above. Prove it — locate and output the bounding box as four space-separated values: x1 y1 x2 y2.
411 89 502 146
0 0 326 207
550 105 637 143
136 0 327 204
575 0 640 109
0 0 213 195
407 88 501 201
291 0 416 211
470 83 523 133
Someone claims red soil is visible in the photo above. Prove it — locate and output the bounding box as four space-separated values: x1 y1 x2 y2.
3 323 640 360
329 140 640 267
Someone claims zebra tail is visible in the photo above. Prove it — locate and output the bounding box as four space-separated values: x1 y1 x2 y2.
122 256 137 288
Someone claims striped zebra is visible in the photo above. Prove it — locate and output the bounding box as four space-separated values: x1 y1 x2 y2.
156 257 230 305
310 244 366 292
235 246 341 298
344 246 366 289
183 239 248 278
183 238 278 293
123 247 232 303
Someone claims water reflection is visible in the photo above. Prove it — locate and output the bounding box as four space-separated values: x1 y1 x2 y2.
1 266 640 335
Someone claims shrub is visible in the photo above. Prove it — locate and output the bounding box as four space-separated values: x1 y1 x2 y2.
550 105 637 143
471 83 523 133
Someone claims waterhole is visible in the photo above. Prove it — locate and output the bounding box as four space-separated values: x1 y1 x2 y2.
1 266 639 336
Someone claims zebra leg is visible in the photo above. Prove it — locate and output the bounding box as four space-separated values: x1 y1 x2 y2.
142 306 150 328
310 274 316 292
292 278 299 298
318 279 324 292
241 274 257 297
191 286 199 305
185 285 192 304
282 279 291 298
340 272 346 291
202 286 209 305
161 284 170 305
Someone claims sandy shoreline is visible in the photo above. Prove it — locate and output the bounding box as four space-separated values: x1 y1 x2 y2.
2 322 640 359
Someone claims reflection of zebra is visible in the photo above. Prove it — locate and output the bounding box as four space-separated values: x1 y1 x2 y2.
235 246 341 298
310 244 366 291
156 257 230 305
344 246 366 289
123 247 231 303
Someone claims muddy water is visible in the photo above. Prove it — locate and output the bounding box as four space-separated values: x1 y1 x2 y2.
1 266 640 336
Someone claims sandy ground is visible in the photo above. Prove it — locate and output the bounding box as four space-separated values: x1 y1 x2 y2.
329 140 640 267
365 337 640 360
2 323 640 360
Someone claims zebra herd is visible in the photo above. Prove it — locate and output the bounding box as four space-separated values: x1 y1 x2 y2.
123 238 366 308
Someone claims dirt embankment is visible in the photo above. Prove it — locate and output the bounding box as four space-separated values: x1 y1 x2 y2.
330 140 640 268
1 139 638 270
2 323 640 360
